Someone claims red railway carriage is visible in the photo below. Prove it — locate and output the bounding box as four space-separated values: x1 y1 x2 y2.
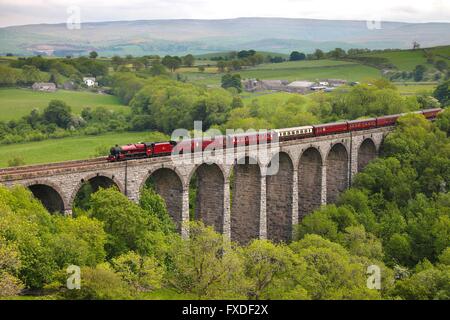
422 108 442 120
150 141 176 156
347 118 377 131
172 137 215 154
376 114 400 127
231 131 276 146
313 122 348 136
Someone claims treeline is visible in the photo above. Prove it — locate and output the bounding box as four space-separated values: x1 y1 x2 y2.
1 111 449 299
109 73 242 133
1 55 108 87
220 79 441 131
0 100 131 146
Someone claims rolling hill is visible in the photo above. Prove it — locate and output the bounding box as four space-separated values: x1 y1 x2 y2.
1 18 450 56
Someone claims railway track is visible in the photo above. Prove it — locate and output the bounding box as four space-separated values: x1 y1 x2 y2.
0 157 108 176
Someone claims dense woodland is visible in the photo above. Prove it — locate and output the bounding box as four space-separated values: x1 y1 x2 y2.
0 110 449 299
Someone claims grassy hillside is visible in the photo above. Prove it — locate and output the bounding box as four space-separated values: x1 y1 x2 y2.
0 131 168 168
353 46 450 71
180 59 380 86
0 88 128 121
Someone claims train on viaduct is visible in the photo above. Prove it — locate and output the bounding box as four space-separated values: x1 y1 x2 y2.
0 125 391 244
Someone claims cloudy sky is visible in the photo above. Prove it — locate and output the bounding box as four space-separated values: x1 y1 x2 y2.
0 0 449 27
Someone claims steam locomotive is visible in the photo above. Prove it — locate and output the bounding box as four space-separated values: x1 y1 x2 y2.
107 108 442 162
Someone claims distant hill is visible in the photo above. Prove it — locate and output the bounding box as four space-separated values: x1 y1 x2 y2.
1 17 450 56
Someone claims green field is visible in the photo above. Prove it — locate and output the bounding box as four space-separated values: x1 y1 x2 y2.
354 46 450 71
395 83 437 95
240 90 310 105
0 88 129 121
181 59 381 86
0 131 168 168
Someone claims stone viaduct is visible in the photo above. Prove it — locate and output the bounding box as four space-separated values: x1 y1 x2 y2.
0 127 391 244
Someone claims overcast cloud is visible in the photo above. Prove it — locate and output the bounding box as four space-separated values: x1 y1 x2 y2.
0 0 449 27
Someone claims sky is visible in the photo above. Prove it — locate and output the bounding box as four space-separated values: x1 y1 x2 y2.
0 0 449 27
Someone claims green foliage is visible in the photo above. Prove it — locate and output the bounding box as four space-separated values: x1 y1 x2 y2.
129 77 234 133
289 51 306 61
182 54 195 67
290 235 381 300
242 239 301 300
221 74 242 92
139 187 176 235
0 185 106 289
166 221 246 299
0 237 24 296
89 188 173 259
111 251 164 292
390 263 450 299
43 100 72 129
413 65 427 82
436 107 450 135
310 84 420 122
162 55 182 72
62 264 132 300
49 215 106 268
7 155 25 167
433 80 450 106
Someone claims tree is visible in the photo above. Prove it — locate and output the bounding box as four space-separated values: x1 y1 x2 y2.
183 54 195 67
111 251 164 292
139 187 176 235
436 107 450 135
289 51 306 61
89 51 98 59
290 235 382 299
313 49 325 60
242 240 301 300
149 60 168 76
435 60 448 72
433 80 449 106
413 65 427 82
89 188 173 258
0 237 24 297
22 65 44 84
221 73 242 92
217 61 226 73
166 221 246 299
62 264 132 300
329 48 346 59
162 55 182 72
43 100 72 129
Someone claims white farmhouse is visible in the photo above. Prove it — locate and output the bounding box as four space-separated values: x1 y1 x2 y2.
83 77 97 87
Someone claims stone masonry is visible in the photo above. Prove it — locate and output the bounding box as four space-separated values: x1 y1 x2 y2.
0 127 390 243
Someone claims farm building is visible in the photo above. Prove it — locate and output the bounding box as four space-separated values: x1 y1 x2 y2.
325 79 348 87
286 81 315 93
242 79 289 92
32 82 57 92
83 77 97 87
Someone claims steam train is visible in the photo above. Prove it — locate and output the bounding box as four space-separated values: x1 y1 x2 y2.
107 108 442 162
